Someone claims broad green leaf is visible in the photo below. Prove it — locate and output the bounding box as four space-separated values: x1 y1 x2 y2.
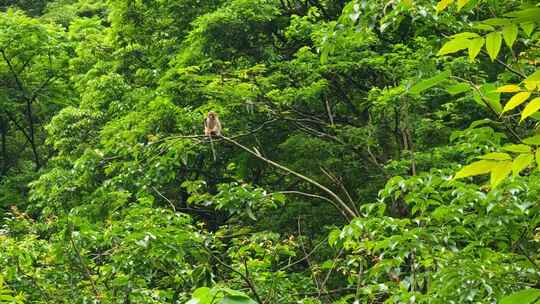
468 37 484 61
409 70 451 95
221 288 251 298
524 70 540 83
401 0 413 7
447 83 471 95
451 32 479 39
187 287 212 304
500 288 540 304
454 160 497 179
485 32 502 61
502 144 531 153
520 97 540 122
490 161 512 188
522 135 540 145
506 8 540 23
483 18 511 27
436 0 454 12
474 83 502 114
512 153 533 177
496 84 521 93
457 0 470 10
524 81 538 91
530 112 540 121
221 295 258 304
437 38 470 56
536 149 540 170
502 24 518 48
479 152 511 161
521 22 535 37
502 92 530 114
467 118 492 130
472 23 495 31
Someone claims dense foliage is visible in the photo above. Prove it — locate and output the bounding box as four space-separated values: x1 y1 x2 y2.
1 0 540 303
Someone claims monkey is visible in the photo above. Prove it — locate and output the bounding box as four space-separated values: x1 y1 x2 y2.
204 111 222 137
204 111 222 161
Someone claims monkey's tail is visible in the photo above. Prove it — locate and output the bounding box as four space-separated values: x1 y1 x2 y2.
209 136 217 161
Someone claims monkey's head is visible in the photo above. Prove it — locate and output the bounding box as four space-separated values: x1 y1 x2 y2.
208 111 218 119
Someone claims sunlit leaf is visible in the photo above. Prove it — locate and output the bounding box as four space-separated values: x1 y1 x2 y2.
500 288 540 304
479 152 511 161
451 32 479 39
483 18 511 27
468 37 484 61
496 84 521 93
522 135 540 145
502 144 531 153
520 97 540 122
512 153 533 177
524 70 540 83
437 38 470 56
436 0 454 12
490 161 512 188
502 24 518 49
454 160 497 179
457 0 470 10
502 92 530 114
485 31 502 61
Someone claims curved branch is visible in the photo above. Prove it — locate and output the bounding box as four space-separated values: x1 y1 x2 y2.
220 135 358 219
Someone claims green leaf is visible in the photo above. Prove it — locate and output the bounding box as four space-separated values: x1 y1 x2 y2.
502 144 531 153
467 118 492 130
187 287 212 304
478 152 512 161
536 149 540 170
472 23 495 31
454 160 497 179
246 207 257 221
502 92 530 114
490 161 512 188
456 0 470 10
447 83 471 95
520 97 540 122
451 32 479 39
409 70 451 95
483 18 511 27
221 295 258 304
475 83 502 114
512 153 533 177
524 70 540 84
496 84 521 93
521 22 535 37
523 135 540 146
506 8 540 23
500 288 540 304
437 38 470 56
436 0 454 12
502 24 518 49
468 37 484 61
485 31 502 61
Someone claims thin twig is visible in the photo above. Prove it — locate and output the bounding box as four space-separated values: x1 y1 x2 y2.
151 186 176 212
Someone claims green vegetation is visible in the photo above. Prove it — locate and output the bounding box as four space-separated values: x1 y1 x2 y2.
1 0 540 303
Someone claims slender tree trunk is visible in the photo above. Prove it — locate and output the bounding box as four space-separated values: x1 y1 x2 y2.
25 99 40 170
0 116 6 176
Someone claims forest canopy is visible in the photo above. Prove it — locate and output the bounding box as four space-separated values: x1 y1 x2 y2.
1 0 540 303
